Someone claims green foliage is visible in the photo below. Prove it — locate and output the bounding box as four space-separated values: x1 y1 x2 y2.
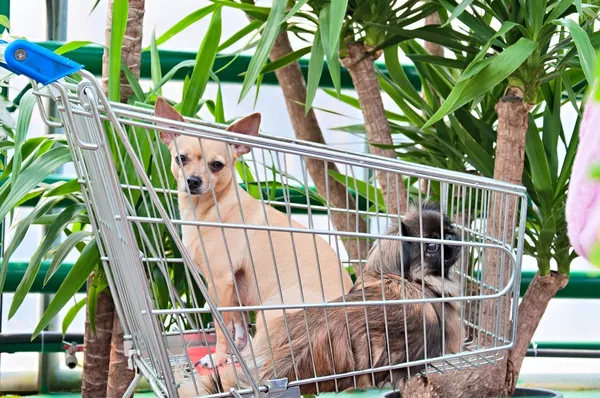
181 6 223 116
107 0 129 101
329 1 597 276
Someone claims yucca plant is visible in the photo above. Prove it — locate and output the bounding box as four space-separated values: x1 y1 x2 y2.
0 2 275 395
328 1 597 396
210 1 451 264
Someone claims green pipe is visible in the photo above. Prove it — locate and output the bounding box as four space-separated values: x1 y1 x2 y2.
520 270 600 299
2 259 599 299
2 259 84 294
34 40 422 91
1 329 598 354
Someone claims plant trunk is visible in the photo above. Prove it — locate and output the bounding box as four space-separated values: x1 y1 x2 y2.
82 276 115 398
401 88 567 397
424 10 444 57
504 271 569 394
342 43 408 216
101 0 145 103
99 0 145 396
269 31 369 264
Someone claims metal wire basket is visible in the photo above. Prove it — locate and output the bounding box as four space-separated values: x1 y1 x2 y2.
5 40 527 397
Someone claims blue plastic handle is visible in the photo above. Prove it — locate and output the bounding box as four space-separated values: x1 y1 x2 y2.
0 39 84 85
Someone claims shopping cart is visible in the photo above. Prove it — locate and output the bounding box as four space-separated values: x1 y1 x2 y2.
1 39 527 397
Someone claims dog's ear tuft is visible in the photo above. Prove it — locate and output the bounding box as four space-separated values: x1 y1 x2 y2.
226 113 261 156
154 97 183 145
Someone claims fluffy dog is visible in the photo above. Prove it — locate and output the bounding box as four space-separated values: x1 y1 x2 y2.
194 201 464 396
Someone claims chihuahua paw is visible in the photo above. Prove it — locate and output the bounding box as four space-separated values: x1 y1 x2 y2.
199 352 228 369
234 322 248 350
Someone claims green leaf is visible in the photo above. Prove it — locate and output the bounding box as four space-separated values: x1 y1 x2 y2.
12 91 36 191
107 0 128 101
458 21 519 83
449 115 494 177
239 0 287 102
214 79 225 124
384 45 424 108
0 140 14 152
212 0 270 15
150 30 162 96
0 146 72 223
327 0 347 60
0 14 10 30
10 203 86 319
328 170 386 211
546 0 574 22
554 18 596 87
121 64 145 102
282 0 309 24
261 46 311 74
181 6 222 116
144 4 217 50
525 116 553 213
87 271 108 336
62 298 86 336
442 0 475 27
0 197 62 293
407 54 468 69
45 178 81 197
575 0 582 15
526 0 545 41
590 163 600 180
45 231 92 286
318 5 341 95
590 243 600 268
146 60 195 100
32 239 100 339
306 28 325 113
424 38 537 128
218 19 262 52
54 41 96 55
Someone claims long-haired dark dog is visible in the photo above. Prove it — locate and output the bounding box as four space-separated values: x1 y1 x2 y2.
184 201 464 396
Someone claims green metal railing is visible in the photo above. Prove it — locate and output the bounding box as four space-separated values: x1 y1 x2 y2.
3 259 599 299
35 41 421 91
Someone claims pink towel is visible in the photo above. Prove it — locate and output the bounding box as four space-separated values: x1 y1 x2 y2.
566 93 600 261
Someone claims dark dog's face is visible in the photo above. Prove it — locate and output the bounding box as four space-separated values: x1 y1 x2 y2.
400 202 460 279
365 201 461 281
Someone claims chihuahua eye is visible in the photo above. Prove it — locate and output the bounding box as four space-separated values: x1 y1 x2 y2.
210 161 224 172
175 154 188 165
426 243 438 253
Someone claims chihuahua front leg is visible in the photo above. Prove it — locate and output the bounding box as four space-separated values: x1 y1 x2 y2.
200 279 248 368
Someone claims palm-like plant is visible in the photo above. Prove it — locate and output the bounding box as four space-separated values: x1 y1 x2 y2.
329 1 596 395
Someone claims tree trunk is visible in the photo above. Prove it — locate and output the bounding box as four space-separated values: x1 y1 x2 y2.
504 271 569 394
341 43 408 216
401 88 567 397
82 277 115 398
99 0 145 396
424 11 444 57
101 0 145 103
269 31 369 264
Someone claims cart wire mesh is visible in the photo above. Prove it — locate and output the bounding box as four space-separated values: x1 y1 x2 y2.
30 70 527 397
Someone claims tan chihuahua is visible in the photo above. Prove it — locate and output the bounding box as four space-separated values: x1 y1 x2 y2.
154 97 353 370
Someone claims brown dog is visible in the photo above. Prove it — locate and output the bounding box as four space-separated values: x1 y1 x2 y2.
198 201 464 396
154 98 353 371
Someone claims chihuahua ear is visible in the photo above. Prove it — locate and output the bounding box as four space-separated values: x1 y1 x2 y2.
154 96 184 145
226 113 261 156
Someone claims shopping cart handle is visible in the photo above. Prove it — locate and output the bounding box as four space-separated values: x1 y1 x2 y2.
0 39 83 85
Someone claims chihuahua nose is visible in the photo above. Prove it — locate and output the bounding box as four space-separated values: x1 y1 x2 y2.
187 176 202 190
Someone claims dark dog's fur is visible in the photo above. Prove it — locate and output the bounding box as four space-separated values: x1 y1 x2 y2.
189 201 463 396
